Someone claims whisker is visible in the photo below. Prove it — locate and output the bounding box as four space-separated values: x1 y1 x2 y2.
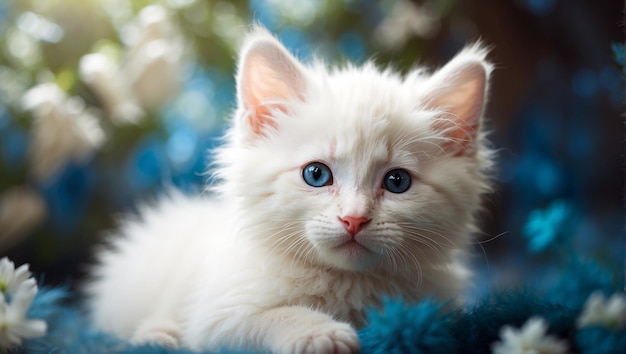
394 243 423 288
476 239 490 271
477 231 509 245
473 232 509 271
399 224 457 247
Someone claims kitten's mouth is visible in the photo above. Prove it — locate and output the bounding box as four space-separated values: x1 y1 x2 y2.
318 235 378 270
336 238 371 253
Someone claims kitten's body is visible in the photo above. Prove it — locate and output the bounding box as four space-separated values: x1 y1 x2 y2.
86 27 494 353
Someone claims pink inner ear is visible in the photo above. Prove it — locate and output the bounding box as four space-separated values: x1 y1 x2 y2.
244 53 292 108
240 49 303 135
428 63 487 155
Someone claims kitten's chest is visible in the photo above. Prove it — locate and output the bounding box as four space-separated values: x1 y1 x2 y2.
284 269 417 326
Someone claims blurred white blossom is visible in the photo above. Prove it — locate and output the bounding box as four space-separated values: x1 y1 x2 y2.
491 317 568 354
5 27 42 69
375 0 440 50
166 0 198 9
0 258 47 348
22 83 106 180
577 291 626 329
210 2 246 47
127 4 175 47
80 53 144 125
0 186 46 253
123 5 183 111
16 12 64 43
264 0 321 27
98 0 135 30
81 5 183 119
126 37 183 111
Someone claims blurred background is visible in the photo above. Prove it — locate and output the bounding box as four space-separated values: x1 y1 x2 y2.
0 0 623 300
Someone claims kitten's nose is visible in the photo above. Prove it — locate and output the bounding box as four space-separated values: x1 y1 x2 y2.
338 216 371 236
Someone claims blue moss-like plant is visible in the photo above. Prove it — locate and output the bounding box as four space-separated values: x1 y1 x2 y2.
545 257 620 310
359 298 457 354
576 326 626 354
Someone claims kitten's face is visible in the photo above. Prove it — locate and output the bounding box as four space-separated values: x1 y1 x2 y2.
221 28 492 272
287 100 439 271
253 76 476 272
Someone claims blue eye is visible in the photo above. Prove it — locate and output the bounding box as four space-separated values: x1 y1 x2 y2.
302 162 333 187
383 169 411 193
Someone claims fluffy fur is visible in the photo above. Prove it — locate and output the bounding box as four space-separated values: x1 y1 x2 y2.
85 27 494 353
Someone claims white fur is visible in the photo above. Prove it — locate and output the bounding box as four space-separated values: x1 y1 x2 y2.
85 27 495 353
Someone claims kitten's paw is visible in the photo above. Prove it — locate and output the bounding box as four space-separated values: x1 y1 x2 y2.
131 318 182 349
280 321 360 354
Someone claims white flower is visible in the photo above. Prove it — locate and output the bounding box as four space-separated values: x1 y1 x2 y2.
81 5 183 116
0 279 47 348
375 0 440 50
491 317 569 354
125 38 183 111
0 186 46 253
22 83 106 180
126 4 174 49
79 53 144 125
16 12 64 43
83 5 183 115
122 5 183 111
0 257 31 295
577 291 626 329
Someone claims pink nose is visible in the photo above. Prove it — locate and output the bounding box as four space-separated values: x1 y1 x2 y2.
338 216 371 236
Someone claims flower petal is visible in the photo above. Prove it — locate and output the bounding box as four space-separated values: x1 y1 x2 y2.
0 257 14 291
7 279 37 319
10 319 47 339
11 264 31 290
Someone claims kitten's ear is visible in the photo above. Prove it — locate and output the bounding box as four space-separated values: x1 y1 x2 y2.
236 27 308 137
423 44 492 155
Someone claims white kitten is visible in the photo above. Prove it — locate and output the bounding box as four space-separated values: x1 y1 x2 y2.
85 27 494 353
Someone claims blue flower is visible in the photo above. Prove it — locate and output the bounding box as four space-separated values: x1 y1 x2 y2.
522 200 573 253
